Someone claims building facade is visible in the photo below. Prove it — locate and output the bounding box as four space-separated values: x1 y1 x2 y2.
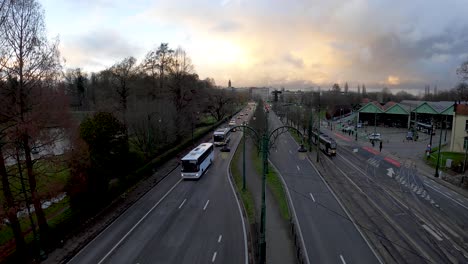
450 104 468 153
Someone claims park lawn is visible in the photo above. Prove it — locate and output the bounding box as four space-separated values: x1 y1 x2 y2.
230 142 256 223
251 148 291 220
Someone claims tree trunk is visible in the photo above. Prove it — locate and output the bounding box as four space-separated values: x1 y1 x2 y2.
22 135 49 241
0 147 27 258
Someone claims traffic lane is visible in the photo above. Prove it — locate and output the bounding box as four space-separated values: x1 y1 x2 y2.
333 154 456 263
102 147 244 264
270 143 378 262
346 145 468 231
354 146 468 230
69 164 183 264
338 149 468 262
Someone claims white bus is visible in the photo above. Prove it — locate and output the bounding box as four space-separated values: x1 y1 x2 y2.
181 143 214 179
213 128 231 146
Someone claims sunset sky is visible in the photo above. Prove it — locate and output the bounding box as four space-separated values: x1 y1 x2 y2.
39 0 468 93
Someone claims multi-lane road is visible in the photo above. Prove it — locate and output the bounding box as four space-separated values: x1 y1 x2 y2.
68 110 252 264
268 112 380 264
68 104 468 264
321 125 468 263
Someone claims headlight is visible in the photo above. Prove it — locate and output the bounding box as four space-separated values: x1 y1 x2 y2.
195 174 199 177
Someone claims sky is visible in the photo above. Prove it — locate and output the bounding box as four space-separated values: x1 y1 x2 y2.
39 0 468 93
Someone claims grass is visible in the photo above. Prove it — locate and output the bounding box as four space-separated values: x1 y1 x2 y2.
0 196 70 246
251 148 291 220
426 151 465 169
230 141 256 223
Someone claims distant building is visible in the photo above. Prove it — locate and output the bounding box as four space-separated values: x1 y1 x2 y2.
450 104 468 153
250 87 270 101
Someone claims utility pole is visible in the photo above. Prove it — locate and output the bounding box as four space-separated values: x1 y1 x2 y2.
316 91 320 162
242 122 246 191
435 116 443 178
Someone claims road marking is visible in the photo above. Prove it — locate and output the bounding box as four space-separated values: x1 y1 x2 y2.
178 198 187 209
422 224 443 241
424 184 468 211
97 178 183 264
212 251 217 262
309 193 315 202
226 136 248 264
339 254 347 264
296 165 301 171
203 200 210 211
445 192 452 196
218 235 222 243
433 185 440 190
289 150 292 154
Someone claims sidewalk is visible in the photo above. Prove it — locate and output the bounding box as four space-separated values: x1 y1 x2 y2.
236 138 295 264
332 126 468 199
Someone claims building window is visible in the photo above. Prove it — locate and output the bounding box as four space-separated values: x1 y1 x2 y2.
466 120 468 131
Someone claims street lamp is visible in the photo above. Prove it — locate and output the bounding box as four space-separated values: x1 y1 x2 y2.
226 111 307 264
434 116 443 178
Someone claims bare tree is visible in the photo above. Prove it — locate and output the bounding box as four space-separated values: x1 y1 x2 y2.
207 89 233 121
109 56 136 128
457 61 468 82
0 0 63 243
141 43 173 99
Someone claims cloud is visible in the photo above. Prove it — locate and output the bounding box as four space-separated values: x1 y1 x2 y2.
43 0 468 91
61 29 142 70
387 76 401 85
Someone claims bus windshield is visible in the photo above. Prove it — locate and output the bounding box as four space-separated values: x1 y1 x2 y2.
181 160 198 172
214 135 224 142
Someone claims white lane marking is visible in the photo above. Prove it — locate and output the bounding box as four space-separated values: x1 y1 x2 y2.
445 192 452 196
218 235 222 243
226 136 248 264
424 184 468 211
433 185 440 190
269 161 311 264
203 200 210 211
340 254 347 264
296 165 301 171
309 193 316 202
212 251 217 262
97 178 183 264
178 198 187 209
457 198 465 204
422 224 443 241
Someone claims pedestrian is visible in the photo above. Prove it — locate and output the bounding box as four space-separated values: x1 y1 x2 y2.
379 141 382 152
371 140 375 147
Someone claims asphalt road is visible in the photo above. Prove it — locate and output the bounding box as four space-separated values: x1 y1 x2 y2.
68 110 252 264
324 130 468 263
268 112 380 264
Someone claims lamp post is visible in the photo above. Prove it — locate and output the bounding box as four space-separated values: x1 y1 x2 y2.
463 137 468 174
435 116 443 178
226 109 307 264
317 91 321 162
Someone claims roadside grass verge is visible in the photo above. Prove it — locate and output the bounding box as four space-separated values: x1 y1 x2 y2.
230 142 256 223
251 148 290 220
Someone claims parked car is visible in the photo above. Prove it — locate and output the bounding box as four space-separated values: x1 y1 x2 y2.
357 122 362 128
406 131 414 140
368 133 382 141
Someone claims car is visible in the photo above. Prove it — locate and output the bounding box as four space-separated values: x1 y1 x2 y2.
357 122 362 128
368 133 382 141
237 116 241 119
406 131 414 140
